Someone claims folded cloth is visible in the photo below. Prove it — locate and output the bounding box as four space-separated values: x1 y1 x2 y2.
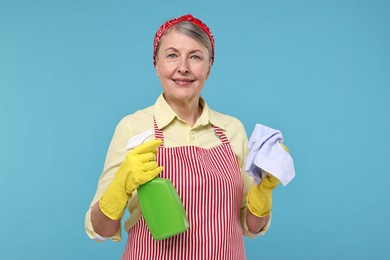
245 124 295 186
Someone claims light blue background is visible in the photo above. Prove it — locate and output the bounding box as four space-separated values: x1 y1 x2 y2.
1 0 389 259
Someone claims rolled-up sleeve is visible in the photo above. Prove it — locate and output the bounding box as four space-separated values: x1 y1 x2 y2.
85 118 133 242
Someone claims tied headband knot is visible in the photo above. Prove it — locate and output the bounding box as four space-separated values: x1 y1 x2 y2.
153 14 215 67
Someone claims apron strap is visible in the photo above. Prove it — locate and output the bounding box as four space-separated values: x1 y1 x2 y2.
153 116 164 145
212 125 229 144
153 115 229 146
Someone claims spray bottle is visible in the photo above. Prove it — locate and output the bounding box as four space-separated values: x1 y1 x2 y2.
127 130 189 240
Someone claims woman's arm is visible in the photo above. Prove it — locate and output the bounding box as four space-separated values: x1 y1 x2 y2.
85 118 132 240
245 143 290 234
246 209 270 233
91 202 121 237
90 139 163 238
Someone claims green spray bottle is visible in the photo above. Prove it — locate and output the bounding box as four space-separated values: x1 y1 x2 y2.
127 130 189 240
137 177 189 240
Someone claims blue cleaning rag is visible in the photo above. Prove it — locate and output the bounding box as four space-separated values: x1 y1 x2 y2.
245 124 295 186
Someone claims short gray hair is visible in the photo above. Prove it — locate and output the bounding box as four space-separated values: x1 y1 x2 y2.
156 21 213 64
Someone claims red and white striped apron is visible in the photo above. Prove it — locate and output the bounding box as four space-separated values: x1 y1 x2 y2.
123 118 245 260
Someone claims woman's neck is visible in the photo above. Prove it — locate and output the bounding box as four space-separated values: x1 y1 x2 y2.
163 94 203 127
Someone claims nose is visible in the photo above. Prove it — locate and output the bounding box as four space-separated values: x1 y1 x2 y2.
177 57 189 74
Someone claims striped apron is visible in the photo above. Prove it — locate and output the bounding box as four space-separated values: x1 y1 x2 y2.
123 119 245 260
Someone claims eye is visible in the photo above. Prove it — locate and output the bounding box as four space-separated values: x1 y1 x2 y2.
190 55 201 60
167 53 177 59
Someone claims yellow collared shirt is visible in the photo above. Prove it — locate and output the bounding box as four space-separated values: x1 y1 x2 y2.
85 94 270 241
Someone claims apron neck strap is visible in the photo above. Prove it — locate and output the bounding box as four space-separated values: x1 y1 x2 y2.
212 126 229 144
153 115 229 146
153 116 164 145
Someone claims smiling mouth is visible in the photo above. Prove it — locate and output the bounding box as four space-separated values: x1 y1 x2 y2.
172 79 195 85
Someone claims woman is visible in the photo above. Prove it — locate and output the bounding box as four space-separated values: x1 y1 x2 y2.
85 14 279 259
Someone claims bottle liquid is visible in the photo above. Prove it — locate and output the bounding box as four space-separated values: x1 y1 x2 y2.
137 177 189 240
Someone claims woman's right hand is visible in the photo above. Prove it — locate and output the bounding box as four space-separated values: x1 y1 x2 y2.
99 139 163 220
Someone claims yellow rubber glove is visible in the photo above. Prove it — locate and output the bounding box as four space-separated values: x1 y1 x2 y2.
247 173 280 217
246 143 289 217
100 139 163 220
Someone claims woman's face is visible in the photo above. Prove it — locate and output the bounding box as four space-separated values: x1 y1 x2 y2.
155 29 211 105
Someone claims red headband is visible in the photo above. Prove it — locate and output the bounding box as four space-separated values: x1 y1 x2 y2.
153 14 215 67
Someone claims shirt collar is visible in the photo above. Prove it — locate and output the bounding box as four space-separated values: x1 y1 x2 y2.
153 94 226 130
